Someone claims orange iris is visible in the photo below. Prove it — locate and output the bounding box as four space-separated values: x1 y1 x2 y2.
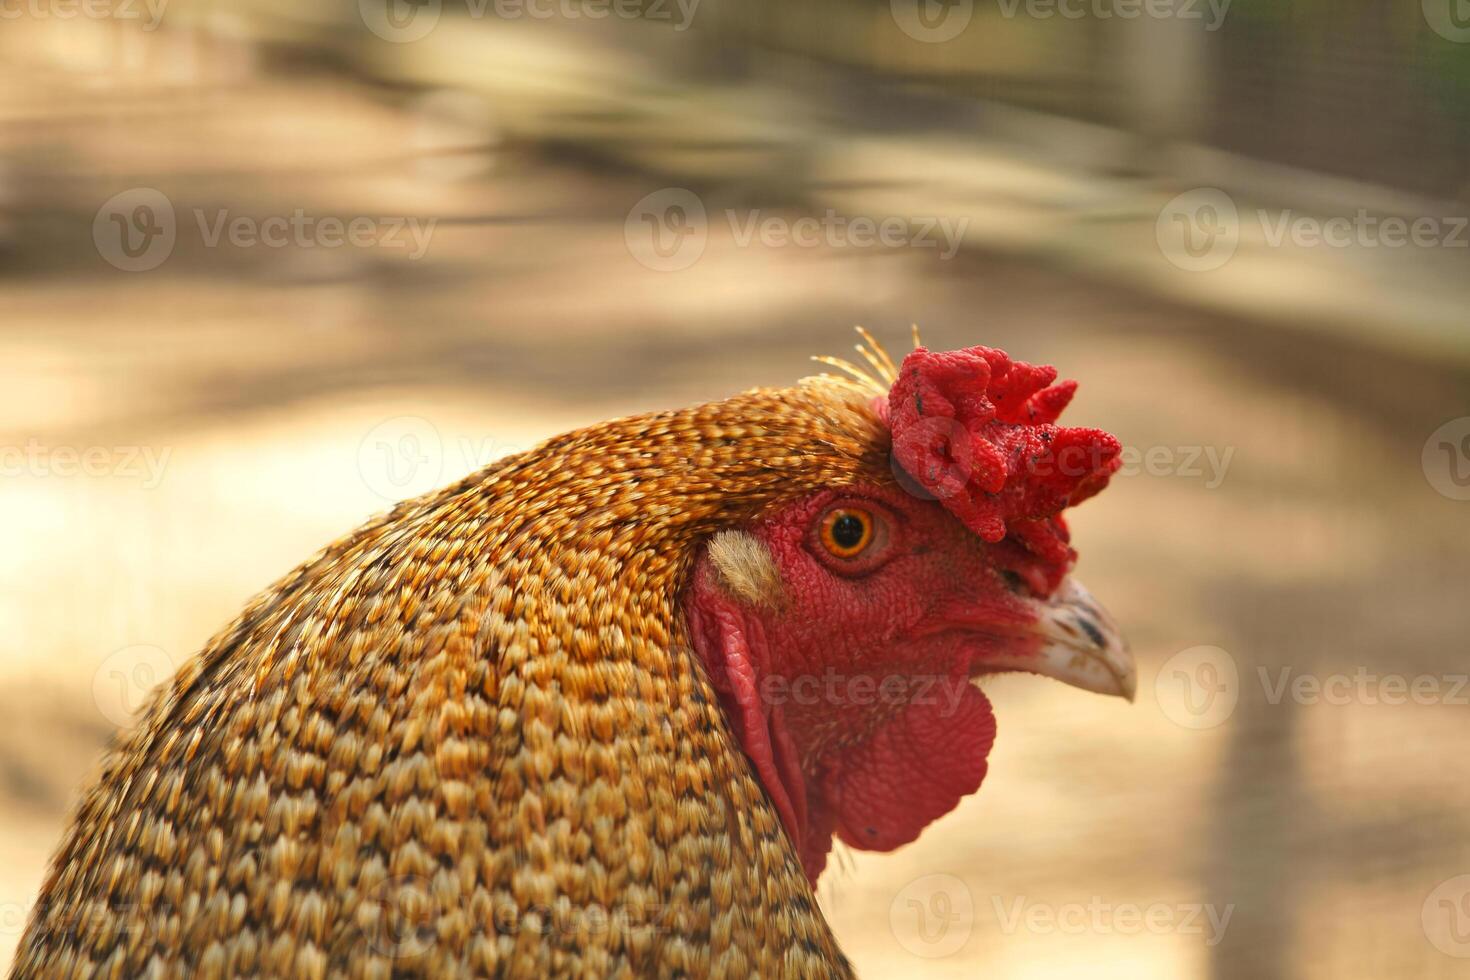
819 507 874 559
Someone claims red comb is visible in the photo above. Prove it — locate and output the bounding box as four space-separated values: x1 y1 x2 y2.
886 345 1120 593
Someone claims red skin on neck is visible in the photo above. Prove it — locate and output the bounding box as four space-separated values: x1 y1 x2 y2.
685 485 1023 880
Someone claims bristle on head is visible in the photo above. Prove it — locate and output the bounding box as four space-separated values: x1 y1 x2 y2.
807 326 907 396
884 345 1121 594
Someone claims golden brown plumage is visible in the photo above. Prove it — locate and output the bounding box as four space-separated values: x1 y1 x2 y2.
14 377 890 978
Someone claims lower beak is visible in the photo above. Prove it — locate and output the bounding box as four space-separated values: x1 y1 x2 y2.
980 578 1136 701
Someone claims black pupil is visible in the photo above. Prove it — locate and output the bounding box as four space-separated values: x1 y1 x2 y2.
831 513 866 550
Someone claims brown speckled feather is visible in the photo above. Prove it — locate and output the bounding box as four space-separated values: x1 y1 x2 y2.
14 379 890 979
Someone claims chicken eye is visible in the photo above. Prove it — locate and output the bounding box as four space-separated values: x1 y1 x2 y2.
819 508 874 559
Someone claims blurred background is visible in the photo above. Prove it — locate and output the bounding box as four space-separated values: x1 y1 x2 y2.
2 1 1470 977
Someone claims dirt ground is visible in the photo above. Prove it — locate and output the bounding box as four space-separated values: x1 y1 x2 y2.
3 66 1470 979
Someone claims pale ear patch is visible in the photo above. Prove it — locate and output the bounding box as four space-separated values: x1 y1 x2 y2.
707 530 786 611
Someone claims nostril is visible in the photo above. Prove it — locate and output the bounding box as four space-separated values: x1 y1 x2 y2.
1076 617 1106 649
1000 570 1025 594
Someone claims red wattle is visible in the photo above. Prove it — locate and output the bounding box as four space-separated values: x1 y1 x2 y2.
820 683 996 853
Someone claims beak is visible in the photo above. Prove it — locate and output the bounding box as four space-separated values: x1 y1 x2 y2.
975 578 1136 702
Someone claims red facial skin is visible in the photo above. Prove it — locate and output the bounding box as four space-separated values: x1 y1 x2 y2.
685 482 1052 882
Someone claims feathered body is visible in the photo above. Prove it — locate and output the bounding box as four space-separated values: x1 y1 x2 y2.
16 381 884 978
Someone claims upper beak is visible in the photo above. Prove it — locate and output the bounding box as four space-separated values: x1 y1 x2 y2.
976 577 1136 702
1027 577 1135 701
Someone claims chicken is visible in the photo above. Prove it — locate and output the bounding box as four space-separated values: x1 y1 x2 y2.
13 330 1132 979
